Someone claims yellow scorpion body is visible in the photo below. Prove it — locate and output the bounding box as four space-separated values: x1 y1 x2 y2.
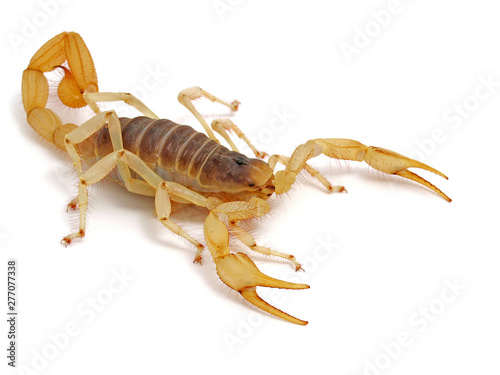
22 32 451 325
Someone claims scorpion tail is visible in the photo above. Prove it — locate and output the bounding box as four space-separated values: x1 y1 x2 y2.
204 212 309 325
21 32 99 149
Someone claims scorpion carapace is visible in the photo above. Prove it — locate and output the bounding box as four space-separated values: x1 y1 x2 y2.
21 31 451 325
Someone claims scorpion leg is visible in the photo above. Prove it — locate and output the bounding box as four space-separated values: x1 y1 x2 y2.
111 154 208 261
212 198 303 270
272 138 451 201
268 154 346 193
116 152 209 261
83 92 159 119
230 223 302 270
211 119 267 158
63 110 209 257
154 181 208 263
204 211 309 325
177 86 239 141
178 87 266 157
61 111 124 244
108 150 209 260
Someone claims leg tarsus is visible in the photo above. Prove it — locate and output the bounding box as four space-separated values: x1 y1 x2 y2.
193 246 204 265
66 197 78 211
61 229 85 247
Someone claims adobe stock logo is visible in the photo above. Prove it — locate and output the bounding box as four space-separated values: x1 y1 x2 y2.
339 0 408 63
409 74 499 162
357 278 466 375
223 235 339 353
8 0 72 53
212 0 243 21
16 268 134 375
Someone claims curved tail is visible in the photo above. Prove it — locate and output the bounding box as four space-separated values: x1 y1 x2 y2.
22 32 99 149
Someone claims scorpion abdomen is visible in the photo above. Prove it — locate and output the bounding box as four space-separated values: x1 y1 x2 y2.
93 116 221 190
91 116 271 194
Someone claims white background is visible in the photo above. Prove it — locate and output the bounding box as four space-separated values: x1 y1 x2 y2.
1 0 499 374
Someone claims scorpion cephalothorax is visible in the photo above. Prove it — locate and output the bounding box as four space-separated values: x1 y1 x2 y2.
22 32 451 325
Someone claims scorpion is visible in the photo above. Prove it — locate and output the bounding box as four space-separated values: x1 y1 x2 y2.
21 32 451 325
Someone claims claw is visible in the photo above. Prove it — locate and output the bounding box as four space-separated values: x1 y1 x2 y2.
276 138 451 201
204 212 309 325
363 146 452 202
60 229 85 247
217 253 310 325
240 289 309 326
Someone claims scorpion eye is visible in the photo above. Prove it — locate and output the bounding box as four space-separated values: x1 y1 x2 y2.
235 158 246 166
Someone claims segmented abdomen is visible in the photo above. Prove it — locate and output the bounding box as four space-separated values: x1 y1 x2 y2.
92 116 221 190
